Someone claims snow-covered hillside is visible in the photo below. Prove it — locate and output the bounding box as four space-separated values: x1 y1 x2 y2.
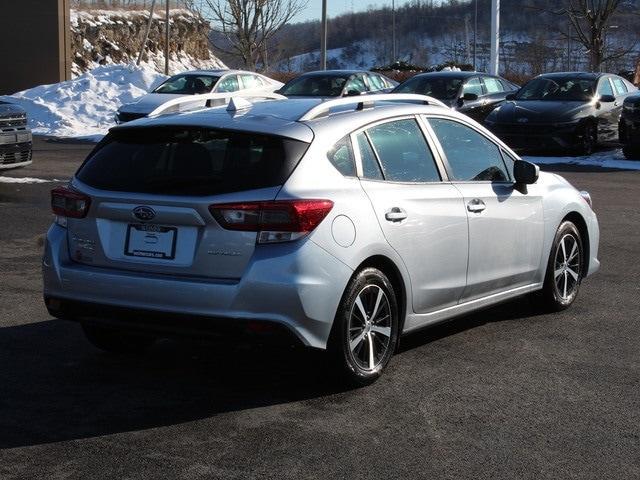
0 64 166 140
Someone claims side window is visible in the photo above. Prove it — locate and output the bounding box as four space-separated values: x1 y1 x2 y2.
217 75 239 92
483 77 504 94
366 119 441 182
428 117 510 182
367 74 385 91
240 74 259 89
356 133 384 180
598 78 614 96
327 136 356 176
612 77 628 95
344 75 367 94
463 77 484 96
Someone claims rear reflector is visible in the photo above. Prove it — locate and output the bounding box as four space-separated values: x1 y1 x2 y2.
51 186 91 219
209 199 334 243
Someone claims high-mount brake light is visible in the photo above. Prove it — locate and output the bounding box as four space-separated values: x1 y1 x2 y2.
209 199 334 244
51 186 91 219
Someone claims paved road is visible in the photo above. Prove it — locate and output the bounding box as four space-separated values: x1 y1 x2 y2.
1 138 638 479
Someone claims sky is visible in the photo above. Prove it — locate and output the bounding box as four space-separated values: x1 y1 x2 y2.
292 0 416 24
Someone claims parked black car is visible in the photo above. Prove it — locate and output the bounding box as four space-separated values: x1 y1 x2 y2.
485 72 637 154
0 101 32 170
392 71 519 122
619 93 640 160
277 70 397 98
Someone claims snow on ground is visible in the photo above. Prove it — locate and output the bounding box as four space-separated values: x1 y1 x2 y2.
0 176 64 184
0 64 166 140
524 150 640 171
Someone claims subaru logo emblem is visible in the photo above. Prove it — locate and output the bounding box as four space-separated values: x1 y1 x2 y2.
132 206 156 222
517 117 529 123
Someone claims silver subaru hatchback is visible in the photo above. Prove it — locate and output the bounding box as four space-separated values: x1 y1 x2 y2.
43 94 600 385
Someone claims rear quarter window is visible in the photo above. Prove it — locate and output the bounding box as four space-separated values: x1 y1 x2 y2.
76 128 309 196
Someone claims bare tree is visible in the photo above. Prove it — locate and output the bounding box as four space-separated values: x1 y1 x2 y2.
202 0 307 70
554 0 624 72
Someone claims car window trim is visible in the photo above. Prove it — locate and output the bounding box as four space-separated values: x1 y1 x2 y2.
422 114 515 185
349 115 445 185
350 130 384 180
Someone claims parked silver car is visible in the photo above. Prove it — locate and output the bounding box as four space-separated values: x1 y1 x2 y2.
44 94 599 385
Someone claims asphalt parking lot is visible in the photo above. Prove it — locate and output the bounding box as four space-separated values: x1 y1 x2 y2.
1 137 638 479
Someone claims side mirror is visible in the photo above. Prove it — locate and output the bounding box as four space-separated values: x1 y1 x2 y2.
505 93 516 101
345 89 363 97
514 159 539 185
462 92 478 101
599 94 615 103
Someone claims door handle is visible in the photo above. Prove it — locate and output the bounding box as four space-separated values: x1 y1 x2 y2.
467 199 486 213
385 207 407 222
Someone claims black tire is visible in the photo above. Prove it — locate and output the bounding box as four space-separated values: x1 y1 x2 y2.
82 323 155 353
622 145 640 160
539 221 584 312
328 268 399 387
575 122 597 156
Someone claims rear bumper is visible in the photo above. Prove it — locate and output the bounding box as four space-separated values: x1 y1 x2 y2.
42 224 353 349
45 297 303 346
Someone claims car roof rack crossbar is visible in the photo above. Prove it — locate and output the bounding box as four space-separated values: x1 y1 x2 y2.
147 91 287 117
297 93 448 122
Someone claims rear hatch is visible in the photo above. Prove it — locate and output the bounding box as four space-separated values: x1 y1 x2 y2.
65 126 309 280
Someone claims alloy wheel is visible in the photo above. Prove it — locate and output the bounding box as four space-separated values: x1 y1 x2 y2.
554 233 582 300
347 284 393 371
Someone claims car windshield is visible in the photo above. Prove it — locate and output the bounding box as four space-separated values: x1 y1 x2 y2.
394 76 463 100
153 75 220 95
515 77 595 101
280 75 349 97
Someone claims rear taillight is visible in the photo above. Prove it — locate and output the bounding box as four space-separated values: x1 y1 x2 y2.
209 199 334 244
51 186 91 219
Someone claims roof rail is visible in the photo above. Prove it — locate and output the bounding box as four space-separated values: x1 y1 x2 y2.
147 91 287 117
297 93 448 122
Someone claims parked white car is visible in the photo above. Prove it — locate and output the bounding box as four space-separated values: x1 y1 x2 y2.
115 69 283 123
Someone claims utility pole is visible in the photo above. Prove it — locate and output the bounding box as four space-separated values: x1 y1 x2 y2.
392 0 397 62
566 17 571 71
473 0 478 70
489 0 499 75
164 0 170 75
320 0 327 70
464 14 471 65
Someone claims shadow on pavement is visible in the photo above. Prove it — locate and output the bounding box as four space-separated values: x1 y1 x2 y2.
0 296 543 449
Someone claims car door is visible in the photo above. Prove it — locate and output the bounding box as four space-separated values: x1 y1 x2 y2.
354 117 469 314
596 76 620 141
457 77 486 121
609 76 632 140
480 76 508 120
425 116 544 302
